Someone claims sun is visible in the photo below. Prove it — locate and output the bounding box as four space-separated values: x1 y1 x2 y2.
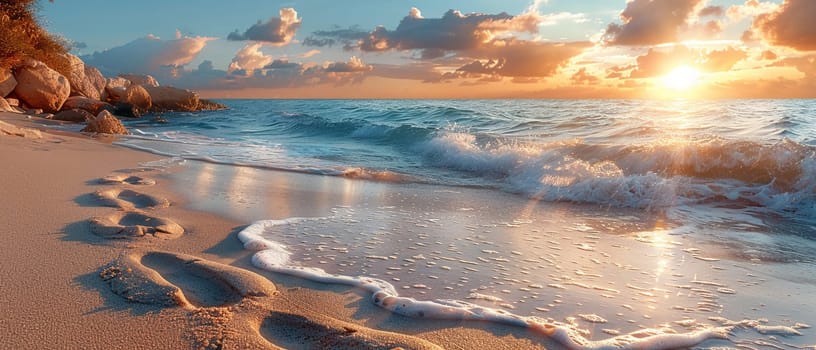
662 66 701 91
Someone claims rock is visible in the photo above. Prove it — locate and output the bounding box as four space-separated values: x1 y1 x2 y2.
61 96 115 115
12 59 71 112
25 108 43 115
53 108 94 123
119 74 159 87
106 86 127 103
0 97 13 112
114 102 141 118
85 66 106 99
106 77 131 90
198 99 228 111
82 110 128 134
124 84 151 111
5 98 19 107
63 53 102 100
143 85 199 112
0 69 17 97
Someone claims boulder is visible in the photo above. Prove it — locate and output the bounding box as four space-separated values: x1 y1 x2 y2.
85 66 106 98
143 85 199 112
124 84 151 111
61 96 115 115
0 69 17 97
12 59 71 112
5 98 19 107
119 74 159 87
82 110 128 134
63 54 102 100
106 86 127 103
106 77 131 91
53 108 94 123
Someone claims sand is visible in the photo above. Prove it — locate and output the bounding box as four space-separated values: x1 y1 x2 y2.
0 111 550 349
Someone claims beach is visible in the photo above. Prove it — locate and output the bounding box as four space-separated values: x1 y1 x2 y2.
0 111 558 349
4 103 815 350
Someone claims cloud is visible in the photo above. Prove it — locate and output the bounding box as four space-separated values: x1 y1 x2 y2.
698 47 747 72
571 67 601 85
539 12 589 26
305 8 588 81
228 44 273 76
625 46 747 78
460 40 590 78
769 55 816 77
324 56 373 73
355 8 539 53
751 0 816 51
172 56 375 91
302 27 369 49
298 49 321 58
227 8 302 45
82 34 213 77
698 6 725 17
603 0 705 46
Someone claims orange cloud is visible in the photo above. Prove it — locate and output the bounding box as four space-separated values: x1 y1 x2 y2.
752 0 816 51
603 0 705 46
227 8 302 45
624 46 747 78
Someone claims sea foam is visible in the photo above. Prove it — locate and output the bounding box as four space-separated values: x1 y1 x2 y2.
238 217 737 350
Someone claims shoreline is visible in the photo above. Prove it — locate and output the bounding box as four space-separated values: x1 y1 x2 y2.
0 112 558 349
2 111 814 349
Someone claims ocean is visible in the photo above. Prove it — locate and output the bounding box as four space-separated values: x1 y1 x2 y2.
114 99 816 348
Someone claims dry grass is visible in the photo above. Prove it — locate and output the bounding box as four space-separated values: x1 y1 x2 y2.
0 0 70 76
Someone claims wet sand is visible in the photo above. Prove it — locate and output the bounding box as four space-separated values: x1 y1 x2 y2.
0 112 555 349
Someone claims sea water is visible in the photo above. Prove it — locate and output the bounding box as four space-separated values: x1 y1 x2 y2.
118 99 816 349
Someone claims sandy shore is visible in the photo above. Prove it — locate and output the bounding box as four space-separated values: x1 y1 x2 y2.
0 112 551 349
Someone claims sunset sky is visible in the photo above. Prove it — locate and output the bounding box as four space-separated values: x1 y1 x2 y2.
41 0 816 98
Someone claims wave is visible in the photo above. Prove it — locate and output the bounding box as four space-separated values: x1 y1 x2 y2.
416 133 816 215
117 109 816 217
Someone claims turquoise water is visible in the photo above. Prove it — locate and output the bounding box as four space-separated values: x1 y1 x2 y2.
117 99 816 348
121 99 816 217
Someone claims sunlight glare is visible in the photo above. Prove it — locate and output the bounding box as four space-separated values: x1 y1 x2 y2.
663 66 701 91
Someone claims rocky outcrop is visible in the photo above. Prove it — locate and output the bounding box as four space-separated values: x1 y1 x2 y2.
61 96 114 115
12 59 70 112
143 85 200 112
82 110 128 134
0 69 17 97
119 74 158 87
64 54 103 100
53 108 94 123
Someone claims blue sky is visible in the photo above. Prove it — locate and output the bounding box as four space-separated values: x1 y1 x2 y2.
34 0 815 99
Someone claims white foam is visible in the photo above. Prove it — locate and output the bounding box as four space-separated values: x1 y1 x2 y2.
238 217 736 350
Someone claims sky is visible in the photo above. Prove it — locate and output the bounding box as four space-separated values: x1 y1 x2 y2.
39 0 816 98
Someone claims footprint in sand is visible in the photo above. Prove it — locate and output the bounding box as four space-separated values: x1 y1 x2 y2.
101 251 276 308
98 174 156 186
89 211 184 239
261 311 442 350
93 188 170 210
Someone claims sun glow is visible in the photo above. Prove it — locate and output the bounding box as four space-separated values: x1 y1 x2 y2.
662 66 701 91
